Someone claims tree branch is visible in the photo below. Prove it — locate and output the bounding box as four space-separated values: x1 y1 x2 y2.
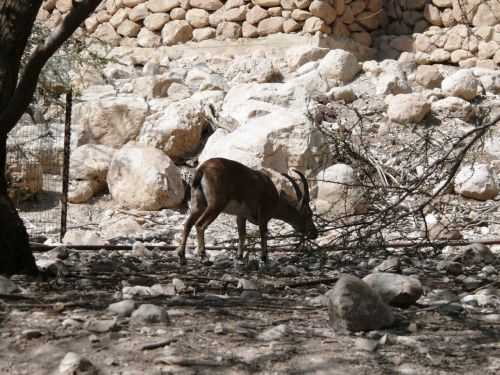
0 0 103 136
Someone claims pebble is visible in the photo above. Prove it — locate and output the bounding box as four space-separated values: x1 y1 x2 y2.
108 300 136 317
131 304 170 325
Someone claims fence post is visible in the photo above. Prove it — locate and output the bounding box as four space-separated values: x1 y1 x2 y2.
60 89 72 242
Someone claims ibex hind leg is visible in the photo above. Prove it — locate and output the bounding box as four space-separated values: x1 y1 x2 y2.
236 216 246 260
194 205 224 259
177 190 205 265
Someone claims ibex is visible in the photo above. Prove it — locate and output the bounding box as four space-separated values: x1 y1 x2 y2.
177 157 318 264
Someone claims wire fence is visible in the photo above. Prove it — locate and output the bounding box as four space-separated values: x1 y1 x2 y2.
6 96 71 240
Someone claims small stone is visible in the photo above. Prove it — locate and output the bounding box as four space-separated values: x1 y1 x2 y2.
131 304 170 325
108 300 136 317
85 318 117 333
257 324 289 341
22 329 43 339
58 352 98 375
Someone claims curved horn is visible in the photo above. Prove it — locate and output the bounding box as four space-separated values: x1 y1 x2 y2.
281 173 302 203
292 169 310 208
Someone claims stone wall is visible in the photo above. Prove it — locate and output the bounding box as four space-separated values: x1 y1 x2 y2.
38 0 384 47
414 24 500 68
382 0 500 35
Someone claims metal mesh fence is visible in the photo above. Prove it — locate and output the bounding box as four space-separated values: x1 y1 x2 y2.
6 119 66 239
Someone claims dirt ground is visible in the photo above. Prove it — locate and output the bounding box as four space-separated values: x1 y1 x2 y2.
1 237 499 374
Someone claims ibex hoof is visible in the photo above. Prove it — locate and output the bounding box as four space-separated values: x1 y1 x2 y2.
176 248 186 265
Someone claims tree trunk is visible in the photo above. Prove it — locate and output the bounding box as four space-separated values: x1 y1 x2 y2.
0 0 43 276
0 0 103 275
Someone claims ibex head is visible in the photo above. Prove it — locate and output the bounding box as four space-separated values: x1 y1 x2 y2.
281 170 318 240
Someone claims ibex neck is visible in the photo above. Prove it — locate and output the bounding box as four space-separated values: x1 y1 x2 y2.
274 200 301 227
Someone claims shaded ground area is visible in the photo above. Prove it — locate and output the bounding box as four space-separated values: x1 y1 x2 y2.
1 245 499 374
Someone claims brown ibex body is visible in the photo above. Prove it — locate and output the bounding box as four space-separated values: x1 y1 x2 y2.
177 157 317 264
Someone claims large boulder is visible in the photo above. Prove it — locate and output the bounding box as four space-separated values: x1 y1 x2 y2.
362 273 423 308
315 164 366 217
219 82 305 130
431 96 474 121
454 164 499 201
325 274 394 332
138 91 224 160
318 49 360 84
68 144 116 203
107 143 185 210
286 46 329 72
386 93 431 124
441 69 479 101
70 144 116 186
72 96 149 148
199 108 321 173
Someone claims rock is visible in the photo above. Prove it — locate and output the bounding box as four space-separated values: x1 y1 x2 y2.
139 92 222 160
129 4 150 22
415 65 443 88
363 273 423 308
327 86 356 103
170 7 186 20
283 18 301 32
85 318 118 333
144 13 170 31
437 260 463 275
107 143 185 210
309 0 336 24
185 8 209 28
246 5 268 25
318 49 360 84
257 324 289 341
257 16 284 35
136 28 161 48
431 96 474 121
100 217 144 240
225 56 281 84
216 21 242 39
426 216 462 240
454 164 499 201
441 69 479 101
131 304 170 324
22 329 43 339
386 94 431 124
193 27 216 41
373 256 400 273
0 275 20 294
72 96 148 148
117 20 141 37
303 16 330 33
70 144 115 187
93 23 121 46
63 230 105 246
460 243 496 265
68 180 100 204
242 21 259 37
315 164 366 217
286 46 329 72
325 275 394 332
189 0 223 11
147 0 180 12
108 300 136 317
161 20 193 45
199 107 320 173
58 352 98 375
365 60 410 95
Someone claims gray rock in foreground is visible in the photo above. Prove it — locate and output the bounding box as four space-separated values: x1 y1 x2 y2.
325 274 394 332
363 272 423 308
